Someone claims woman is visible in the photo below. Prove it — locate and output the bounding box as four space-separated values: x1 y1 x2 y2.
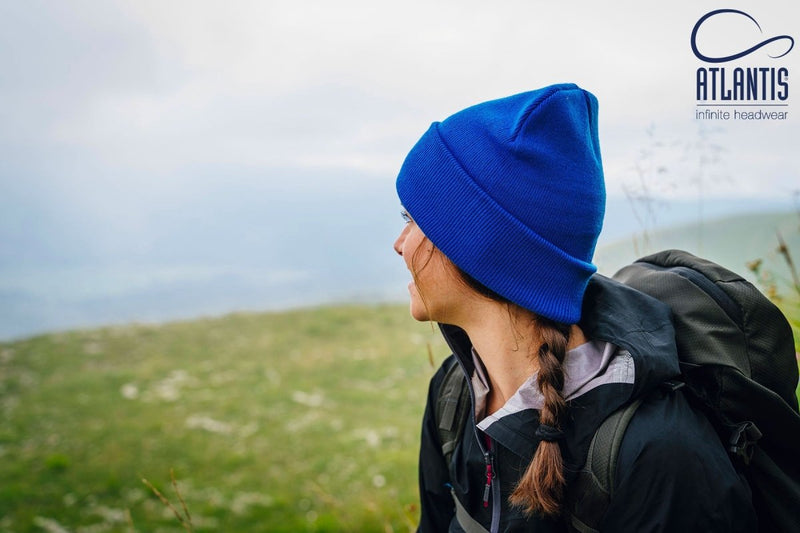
393 84 755 532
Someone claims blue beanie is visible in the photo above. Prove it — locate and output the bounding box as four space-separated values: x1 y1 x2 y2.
396 83 605 324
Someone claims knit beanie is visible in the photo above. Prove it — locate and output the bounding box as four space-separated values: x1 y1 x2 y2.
396 83 605 324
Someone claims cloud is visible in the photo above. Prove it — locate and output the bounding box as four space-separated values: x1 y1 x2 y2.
3 1 797 192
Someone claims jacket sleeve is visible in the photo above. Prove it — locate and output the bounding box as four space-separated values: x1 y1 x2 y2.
601 390 757 532
417 356 457 533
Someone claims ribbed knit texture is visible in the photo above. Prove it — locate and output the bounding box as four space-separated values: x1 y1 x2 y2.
396 84 605 323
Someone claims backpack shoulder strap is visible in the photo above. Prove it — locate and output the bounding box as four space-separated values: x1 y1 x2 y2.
435 358 471 466
568 396 644 533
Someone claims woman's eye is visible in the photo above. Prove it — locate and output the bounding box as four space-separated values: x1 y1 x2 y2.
400 210 412 224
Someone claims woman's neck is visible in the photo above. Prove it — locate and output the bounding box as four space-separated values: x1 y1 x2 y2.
457 300 586 415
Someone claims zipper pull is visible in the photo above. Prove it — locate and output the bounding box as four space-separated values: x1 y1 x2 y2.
483 452 493 508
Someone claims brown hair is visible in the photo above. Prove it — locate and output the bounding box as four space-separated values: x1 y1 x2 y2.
408 235 436 314
509 316 570 516
458 269 570 517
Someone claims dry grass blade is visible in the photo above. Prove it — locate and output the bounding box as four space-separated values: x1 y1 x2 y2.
777 230 800 296
125 508 134 533
142 476 193 533
171 469 193 529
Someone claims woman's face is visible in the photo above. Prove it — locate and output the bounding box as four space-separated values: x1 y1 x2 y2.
393 211 466 323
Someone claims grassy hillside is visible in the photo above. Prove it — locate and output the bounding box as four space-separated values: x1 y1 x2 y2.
595 211 800 289
0 305 452 532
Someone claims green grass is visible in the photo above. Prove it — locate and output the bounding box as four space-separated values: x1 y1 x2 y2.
0 304 451 532
2 298 799 532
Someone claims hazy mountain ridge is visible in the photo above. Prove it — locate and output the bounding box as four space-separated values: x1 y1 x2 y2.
3 209 798 341
594 211 800 286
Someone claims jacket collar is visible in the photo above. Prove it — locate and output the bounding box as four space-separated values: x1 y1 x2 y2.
437 274 680 461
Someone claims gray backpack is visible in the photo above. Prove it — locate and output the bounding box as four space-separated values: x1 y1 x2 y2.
436 250 800 532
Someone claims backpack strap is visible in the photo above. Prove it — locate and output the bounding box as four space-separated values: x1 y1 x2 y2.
451 488 491 533
436 358 471 467
567 396 644 533
568 381 684 532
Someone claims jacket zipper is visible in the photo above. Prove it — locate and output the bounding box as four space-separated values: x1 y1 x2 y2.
483 450 493 507
484 438 501 533
442 332 502 533
482 431 501 532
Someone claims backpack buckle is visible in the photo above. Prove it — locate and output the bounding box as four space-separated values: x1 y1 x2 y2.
728 421 762 466
660 379 685 392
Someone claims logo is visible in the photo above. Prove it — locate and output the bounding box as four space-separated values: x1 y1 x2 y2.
691 9 794 63
692 9 793 121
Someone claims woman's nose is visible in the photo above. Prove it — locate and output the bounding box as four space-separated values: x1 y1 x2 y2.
394 226 408 256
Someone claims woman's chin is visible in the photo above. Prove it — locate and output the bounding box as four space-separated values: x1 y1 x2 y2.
408 289 431 322
409 299 430 322
410 308 430 322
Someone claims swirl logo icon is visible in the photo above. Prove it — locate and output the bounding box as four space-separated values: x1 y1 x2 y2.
691 9 794 63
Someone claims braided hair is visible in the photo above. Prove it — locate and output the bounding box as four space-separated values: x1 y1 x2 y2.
509 316 570 516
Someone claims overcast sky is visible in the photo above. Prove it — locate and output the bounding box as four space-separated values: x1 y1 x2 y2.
3 1 797 193
1 0 798 336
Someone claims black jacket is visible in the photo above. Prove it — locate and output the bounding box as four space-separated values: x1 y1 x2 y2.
417 275 757 532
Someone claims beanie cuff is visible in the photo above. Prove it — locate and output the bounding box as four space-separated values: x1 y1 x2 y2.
397 123 596 324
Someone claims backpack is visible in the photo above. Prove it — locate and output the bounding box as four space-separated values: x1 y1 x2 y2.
435 249 800 532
